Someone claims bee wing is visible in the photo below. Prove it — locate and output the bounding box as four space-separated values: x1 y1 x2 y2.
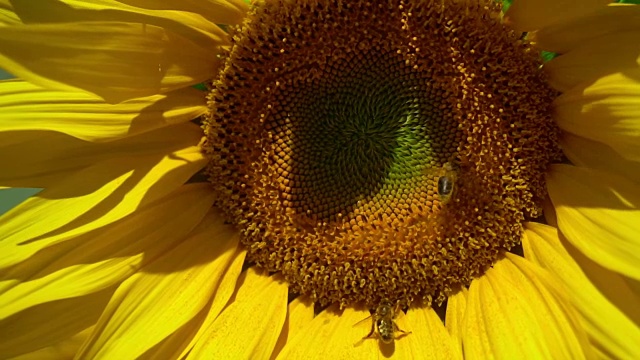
353 314 373 328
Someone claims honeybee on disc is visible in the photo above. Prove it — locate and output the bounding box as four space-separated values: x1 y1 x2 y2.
357 300 411 344
427 162 457 203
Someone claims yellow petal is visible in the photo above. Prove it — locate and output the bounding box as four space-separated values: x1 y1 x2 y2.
533 4 640 53
276 305 379 360
11 0 248 27
547 164 640 280
9 326 94 360
75 208 240 359
545 31 640 92
270 296 315 360
561 133 640 184
0 184 215 319
0 287 113 358
504 0 612 32
463 254 594 359
0 80 206 142
187 268 288 360
393 307 462 360
523 222 640 359
0 144 206 269
177 248 247 359
178 0 249 25
554 70 640 161
445 287 468 351
11 0 233 48
0 21 222 103
187 268 288 359
0 0 20 26
0 122 202 188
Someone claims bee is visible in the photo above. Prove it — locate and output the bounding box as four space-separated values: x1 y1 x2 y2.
359 300 411 344
436 162 457 203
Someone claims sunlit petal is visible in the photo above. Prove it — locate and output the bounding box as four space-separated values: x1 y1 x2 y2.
547 164 640 280
462 254 594 359
524 222 640 359
0 79 206 142
187 268 288 360
0 146 206 269
505 0 612 32
0 22 222 102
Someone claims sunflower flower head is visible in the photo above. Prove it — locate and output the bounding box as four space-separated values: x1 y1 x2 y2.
203 0 562 308
2 0 639 358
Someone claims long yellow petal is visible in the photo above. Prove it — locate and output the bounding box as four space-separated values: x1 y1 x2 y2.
9 326 94 360
445 287 468 352
545 31 640 92
0 21 222 103
0 287 113 358
0 0 19 26
269 296 315 360
554 70 640 161
533 4 640 53
393 307 462 360
276 305 379 360
0 184 214 319
0 122 202 188
75 208 240 359
0 80 206 142
187 268 288 360
504 0 612 32
10 0 248 27
546 164 640 280
10 0 233 47
0 145 206 269
462 254 594 359
561 133 640 184
177 248 247 359
523 222 640 359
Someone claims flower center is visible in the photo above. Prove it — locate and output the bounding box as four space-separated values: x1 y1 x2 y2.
203 0 561 307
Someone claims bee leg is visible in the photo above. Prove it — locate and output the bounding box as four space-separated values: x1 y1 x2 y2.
362 320 377 340
392 322 412 337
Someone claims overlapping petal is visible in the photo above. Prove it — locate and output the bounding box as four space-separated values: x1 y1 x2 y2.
0 0 19 26
445 287 467 351
394 307 461 359
276 305 379 360
461 254 594 359
10 326 94 360
505 0 612 32
546 164 640 280
187 268 288 360
0 144 206 269
561 133 640 184
176 249 247 359
8 0 237 45
0 183 215 319
554 69 640 161
270 296 315 360
0 79 206 142
0 21 222 102
0 122 202 189
545 31 640 92
0 287 113 358
75 208 240 359
533 4 640 53
523 222 640 359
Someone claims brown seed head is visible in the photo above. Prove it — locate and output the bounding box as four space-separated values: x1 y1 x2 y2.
203 0 561 307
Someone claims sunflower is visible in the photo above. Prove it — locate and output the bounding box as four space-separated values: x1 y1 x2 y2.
1 0 639 358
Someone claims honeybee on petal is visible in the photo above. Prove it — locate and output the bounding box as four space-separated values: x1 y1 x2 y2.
357 300 411 344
